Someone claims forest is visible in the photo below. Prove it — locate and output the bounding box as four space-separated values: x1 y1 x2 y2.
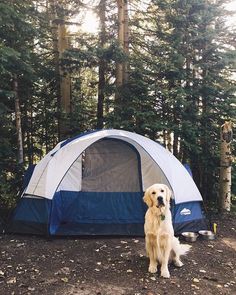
0 0 236 211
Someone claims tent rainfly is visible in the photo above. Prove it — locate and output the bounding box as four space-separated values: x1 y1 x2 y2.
8 129 207 236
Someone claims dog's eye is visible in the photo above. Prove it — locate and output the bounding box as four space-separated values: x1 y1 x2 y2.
160 189 164 193
151 191 156 195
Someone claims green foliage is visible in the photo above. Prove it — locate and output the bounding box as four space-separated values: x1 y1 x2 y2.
130 0 236 200
0 0 235 209
0 0 58 207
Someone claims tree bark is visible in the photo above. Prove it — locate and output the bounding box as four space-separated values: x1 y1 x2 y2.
173 131 179 157
97 0 106 129
26 93 33 164
49 0 71 140
13 75 24 165
167 130 172 152
49 0 61 138
116 0 124 89
58 19 71 139
123 0 129 83
219 121 233 211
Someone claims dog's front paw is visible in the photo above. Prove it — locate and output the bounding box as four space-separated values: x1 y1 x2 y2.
148 265 157 273
174 260 183 268
161 268 170 278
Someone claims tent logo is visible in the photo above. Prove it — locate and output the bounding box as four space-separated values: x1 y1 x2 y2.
180 208 191 215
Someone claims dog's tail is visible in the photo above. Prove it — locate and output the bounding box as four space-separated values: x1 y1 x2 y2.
172 237 192 256
178 243 192 256
146 233 158 260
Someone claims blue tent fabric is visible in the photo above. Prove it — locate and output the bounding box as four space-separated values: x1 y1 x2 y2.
7 198 51 235
183 163 193 178
8 195 207 236
50 191 146 235
171 201 207 233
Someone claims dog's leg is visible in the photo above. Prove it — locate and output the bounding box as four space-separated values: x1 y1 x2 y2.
146 234 157 273
173 252 183 267
160 233 171 278
148 252 157 273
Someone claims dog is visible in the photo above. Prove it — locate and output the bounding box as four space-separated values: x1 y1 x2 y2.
143 183 191 278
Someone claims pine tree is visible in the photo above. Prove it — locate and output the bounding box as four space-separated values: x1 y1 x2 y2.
0 0 37 206
130 0 236 202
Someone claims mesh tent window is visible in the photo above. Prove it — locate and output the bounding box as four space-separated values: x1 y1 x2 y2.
81 138 142 192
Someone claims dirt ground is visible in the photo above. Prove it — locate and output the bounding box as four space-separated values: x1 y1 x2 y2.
0 213 235 295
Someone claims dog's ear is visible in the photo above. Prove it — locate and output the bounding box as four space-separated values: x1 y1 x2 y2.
143 189 153 207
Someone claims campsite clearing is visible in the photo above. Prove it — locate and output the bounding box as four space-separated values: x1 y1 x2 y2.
0 213 235 295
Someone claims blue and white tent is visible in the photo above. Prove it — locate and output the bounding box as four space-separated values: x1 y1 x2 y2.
8 129 207 236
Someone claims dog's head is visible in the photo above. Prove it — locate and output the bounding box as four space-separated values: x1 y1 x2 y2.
143 184 172 210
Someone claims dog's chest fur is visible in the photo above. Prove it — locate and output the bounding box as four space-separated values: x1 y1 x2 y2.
144 206 174 236
157 209 173 234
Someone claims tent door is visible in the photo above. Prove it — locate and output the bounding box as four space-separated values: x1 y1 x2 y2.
50 138 145 235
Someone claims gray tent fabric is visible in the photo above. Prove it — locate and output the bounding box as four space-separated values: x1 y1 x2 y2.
25 129 203 204
81 138 141 192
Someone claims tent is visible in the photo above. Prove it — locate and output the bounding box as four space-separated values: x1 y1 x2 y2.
8 129 207 236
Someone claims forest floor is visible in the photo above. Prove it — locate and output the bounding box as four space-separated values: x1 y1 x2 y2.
0 213 235 295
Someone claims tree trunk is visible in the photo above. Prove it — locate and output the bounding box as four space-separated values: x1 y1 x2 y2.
173 131 179 157
115 0 129 116
116 0 124 90
97 0 106 129
163 130 167 149
58 19 71 139
49 0 71 140
123 0 129 83
13 75 24 165
219 121 233 211
26 94 33 164
167 130 172 152
49 0 60 138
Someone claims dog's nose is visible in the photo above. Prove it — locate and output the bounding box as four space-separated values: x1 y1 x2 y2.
157 196 163 203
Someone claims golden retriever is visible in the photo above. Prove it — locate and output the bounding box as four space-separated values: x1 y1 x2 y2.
143 183 191 278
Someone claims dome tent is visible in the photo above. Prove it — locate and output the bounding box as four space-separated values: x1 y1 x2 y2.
8 129 207 236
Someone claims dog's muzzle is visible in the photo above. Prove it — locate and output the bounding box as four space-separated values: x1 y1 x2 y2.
157 196 165 207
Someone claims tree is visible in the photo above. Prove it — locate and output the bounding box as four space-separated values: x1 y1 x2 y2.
13 75 24 164
0 0 37 206
219 121 233 211
0 0 235 210
130 0 236 202
97 0 106 129
115 0 129 91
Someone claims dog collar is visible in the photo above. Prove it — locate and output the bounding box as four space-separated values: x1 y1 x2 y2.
154 206 165 221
